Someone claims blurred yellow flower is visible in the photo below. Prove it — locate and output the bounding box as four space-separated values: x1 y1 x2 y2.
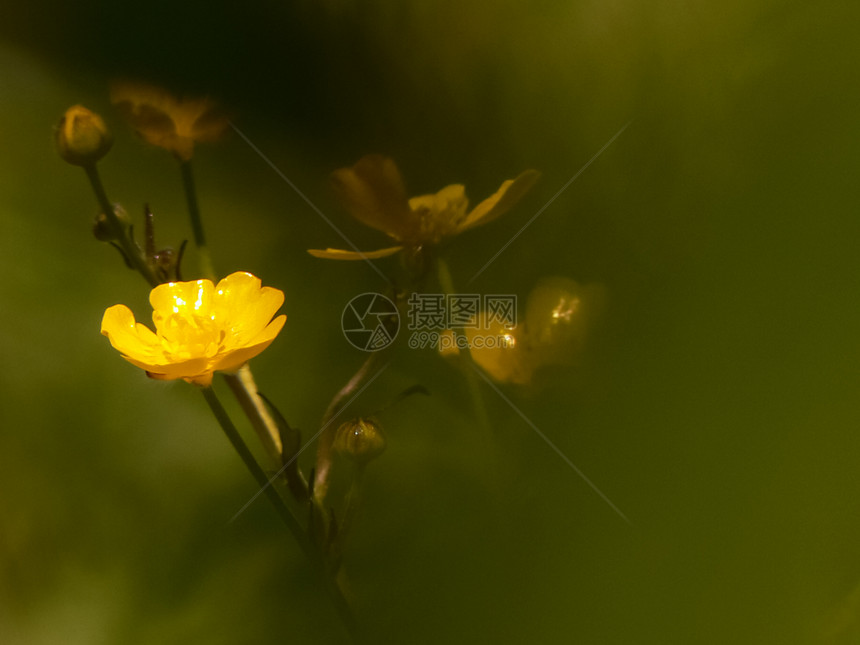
308 155 539 260
110 81 228 161
101 272 286 386
445 277 605 385
465 322 533 385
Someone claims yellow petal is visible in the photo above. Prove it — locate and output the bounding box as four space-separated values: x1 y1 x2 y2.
466 324 535 385
215 272 276 312
110 81 227 161
307 246 403 260
210 272 284 344
129 355 210 379
149 278 216 333
111 83 183 154
331 155 414 240
211 314 286 373
101 305 159 362
143 367 213 387
190 105 230 143
459 169 540 232
236 284 285 338
150 278 214 314
111 90 176 137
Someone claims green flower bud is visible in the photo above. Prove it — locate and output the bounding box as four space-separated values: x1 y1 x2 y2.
56 105 112 166
334 418 386 465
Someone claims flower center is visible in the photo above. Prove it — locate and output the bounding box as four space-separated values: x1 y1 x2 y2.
158 311 227 359
153 287 235 361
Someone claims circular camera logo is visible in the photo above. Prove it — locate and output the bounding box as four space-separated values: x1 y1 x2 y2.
341 293 399 351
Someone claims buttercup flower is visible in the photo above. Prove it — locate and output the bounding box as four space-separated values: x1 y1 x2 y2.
110 81 228 161
308 155 539 260
101 272 286 386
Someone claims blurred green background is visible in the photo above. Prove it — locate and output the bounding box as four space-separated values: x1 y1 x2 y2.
2 0 860 643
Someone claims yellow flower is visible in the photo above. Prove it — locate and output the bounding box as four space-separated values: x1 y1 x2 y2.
465 322 535 385
308 155 539 260
443 277 606 385
101 272 286 386
110 81 228 161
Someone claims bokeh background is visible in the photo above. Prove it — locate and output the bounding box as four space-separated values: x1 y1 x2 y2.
2 0 860 643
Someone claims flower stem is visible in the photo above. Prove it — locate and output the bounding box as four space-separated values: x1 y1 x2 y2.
201 386 358 638
179 159 216 281
202 386 308 551
337 467 365 545
223 366 283 461
436 257 491 435
84 163 159 287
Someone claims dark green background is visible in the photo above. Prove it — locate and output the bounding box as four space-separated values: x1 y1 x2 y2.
1 1 859 642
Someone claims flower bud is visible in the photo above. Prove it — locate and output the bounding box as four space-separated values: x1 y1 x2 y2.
334 418 386 465
56 105 112 166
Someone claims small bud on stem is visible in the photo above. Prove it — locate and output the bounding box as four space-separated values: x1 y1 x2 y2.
56 105 112 166
334 418 386 465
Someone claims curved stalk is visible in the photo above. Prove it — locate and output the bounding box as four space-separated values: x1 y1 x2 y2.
179 159 216 281
201 387 357 639
223 366 283 461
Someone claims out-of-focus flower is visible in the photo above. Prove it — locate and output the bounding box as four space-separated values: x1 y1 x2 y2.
308 155 539 260
524 277 605 365
55 105 112 166
101 272 285 386
465 321 533 385
436 329 460 357
443 277 605 385
110 81 228 161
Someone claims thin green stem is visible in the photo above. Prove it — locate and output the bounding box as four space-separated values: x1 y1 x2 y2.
202 387 309 553
84 164 159 287
436 258 491 435
223 366 283 463
201 387 357 639
179 159 216 281
337 467 365 545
